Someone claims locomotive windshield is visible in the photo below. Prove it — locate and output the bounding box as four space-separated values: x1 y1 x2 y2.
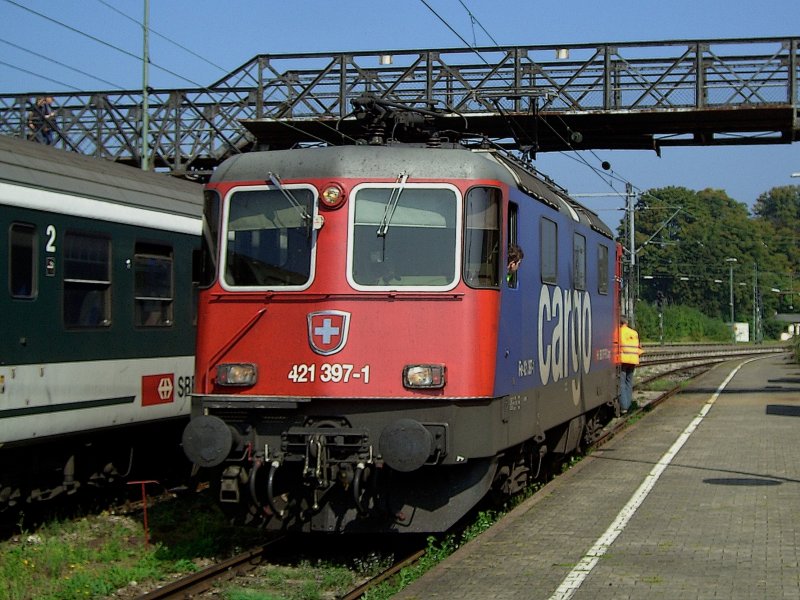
223 187 315 288
350 185 458 288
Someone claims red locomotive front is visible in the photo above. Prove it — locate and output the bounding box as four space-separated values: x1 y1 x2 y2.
196 172 500 401
183 144 618 532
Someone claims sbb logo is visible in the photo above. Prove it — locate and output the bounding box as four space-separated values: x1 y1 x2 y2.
142 373 175 406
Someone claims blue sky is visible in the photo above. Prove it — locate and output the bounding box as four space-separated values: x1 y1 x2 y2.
1 0 798 229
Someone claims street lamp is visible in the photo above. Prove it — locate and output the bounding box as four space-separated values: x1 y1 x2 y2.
726 258 737 342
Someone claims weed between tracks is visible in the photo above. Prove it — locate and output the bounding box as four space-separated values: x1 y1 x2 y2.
0 492 263 600
0 491 394 600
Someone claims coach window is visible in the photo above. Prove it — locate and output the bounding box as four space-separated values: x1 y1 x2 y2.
9 223 37 299
573 234 586 290
224 187 314 288
541 218 557 285
598 243 609 294
463 187 500 288
63 232 111 328
134 243 173 327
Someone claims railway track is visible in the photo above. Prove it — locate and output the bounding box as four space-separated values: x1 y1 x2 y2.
640 343 787 366
135 345 792 599
340 548 428 600
135 536 425 600
136 539 285 599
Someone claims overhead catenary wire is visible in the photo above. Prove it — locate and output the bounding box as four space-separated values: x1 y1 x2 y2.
94 0 228 75
419 0 482 55
0 0 358 150
418 0 519 93
456 0 502 47
0 37 125 90
0 58 81 91
1 0 209 90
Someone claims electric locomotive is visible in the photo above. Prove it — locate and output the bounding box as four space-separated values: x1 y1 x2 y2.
1 135 201 512
183 106 621 533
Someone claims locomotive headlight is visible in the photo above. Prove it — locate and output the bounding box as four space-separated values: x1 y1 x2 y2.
403 364 446 389
216 363 257 386
320 183 346 209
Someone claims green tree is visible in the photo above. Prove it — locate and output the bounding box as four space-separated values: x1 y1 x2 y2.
632 186 758 321
752 185 800 317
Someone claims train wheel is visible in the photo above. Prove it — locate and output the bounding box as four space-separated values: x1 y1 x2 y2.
489 445 532 503
583 409 604 445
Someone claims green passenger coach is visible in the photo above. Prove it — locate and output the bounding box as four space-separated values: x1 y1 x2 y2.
0 135 202 511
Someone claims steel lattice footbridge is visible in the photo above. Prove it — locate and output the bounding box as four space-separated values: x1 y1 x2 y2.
1 36 798 178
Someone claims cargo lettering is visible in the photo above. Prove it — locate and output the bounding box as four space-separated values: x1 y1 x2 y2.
537 286 592 387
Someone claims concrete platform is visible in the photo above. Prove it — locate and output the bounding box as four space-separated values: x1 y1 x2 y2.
395 353 800 600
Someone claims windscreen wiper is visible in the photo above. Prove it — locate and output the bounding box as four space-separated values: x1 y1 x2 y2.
267 172 312 235
377 171 409 237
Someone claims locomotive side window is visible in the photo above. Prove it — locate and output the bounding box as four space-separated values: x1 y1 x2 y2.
350 186 458 288
463 187 500 288
223 187 314 288
63 232 111 328
198 189 220 288
541 218 558 285
598 243 609 294
9 223 37 299
134 243 173 327
573 233 586 290
507 201 519 288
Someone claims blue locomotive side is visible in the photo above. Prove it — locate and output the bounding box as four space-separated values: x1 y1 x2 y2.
491 161 619 449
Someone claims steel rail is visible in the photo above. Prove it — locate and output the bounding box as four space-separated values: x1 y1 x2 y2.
341 548 428 600
136 536 286 599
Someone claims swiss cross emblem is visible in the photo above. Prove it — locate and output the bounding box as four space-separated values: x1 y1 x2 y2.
157 377 174 400
141 373 175 406
307 310 350 356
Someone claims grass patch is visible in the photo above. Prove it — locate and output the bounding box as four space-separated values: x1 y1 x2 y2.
0 491 274 600
0 515 172 600
0 488 409 600
216 557 383 600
